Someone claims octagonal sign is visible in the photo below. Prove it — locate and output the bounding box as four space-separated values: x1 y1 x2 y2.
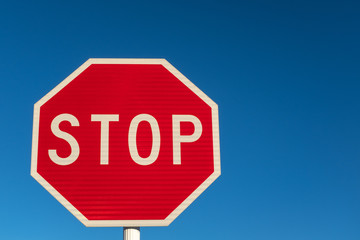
31 59 220 227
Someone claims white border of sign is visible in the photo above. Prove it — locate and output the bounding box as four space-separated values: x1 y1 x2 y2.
31 58 221 227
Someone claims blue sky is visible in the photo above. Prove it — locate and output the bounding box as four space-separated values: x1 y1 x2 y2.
1 0 359 239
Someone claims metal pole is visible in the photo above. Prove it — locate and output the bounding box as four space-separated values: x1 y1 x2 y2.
124 227 140 240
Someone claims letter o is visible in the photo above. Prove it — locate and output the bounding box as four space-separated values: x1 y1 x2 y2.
128 114 161 165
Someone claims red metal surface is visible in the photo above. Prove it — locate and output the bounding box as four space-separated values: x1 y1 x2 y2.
36 64 214 221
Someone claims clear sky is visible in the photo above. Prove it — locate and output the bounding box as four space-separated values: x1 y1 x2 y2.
1 0 359 239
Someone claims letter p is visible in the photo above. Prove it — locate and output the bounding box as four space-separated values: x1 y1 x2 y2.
172 115 202 165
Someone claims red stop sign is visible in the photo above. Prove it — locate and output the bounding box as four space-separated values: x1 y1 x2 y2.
31 59 220 227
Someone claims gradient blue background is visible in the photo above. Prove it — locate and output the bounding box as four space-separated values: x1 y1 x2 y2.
1 0 359 239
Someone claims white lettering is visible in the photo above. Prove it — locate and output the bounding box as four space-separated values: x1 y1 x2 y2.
91 114 119 165
172 115 202 165
48 114 80 165
128 114 160 165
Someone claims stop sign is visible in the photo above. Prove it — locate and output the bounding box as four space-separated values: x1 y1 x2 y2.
31 59 220 227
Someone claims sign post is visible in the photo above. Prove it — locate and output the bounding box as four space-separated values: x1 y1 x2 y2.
124 227 140 240
31 59 221 232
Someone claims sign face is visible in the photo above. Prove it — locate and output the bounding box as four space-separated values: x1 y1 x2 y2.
31 59 220 227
